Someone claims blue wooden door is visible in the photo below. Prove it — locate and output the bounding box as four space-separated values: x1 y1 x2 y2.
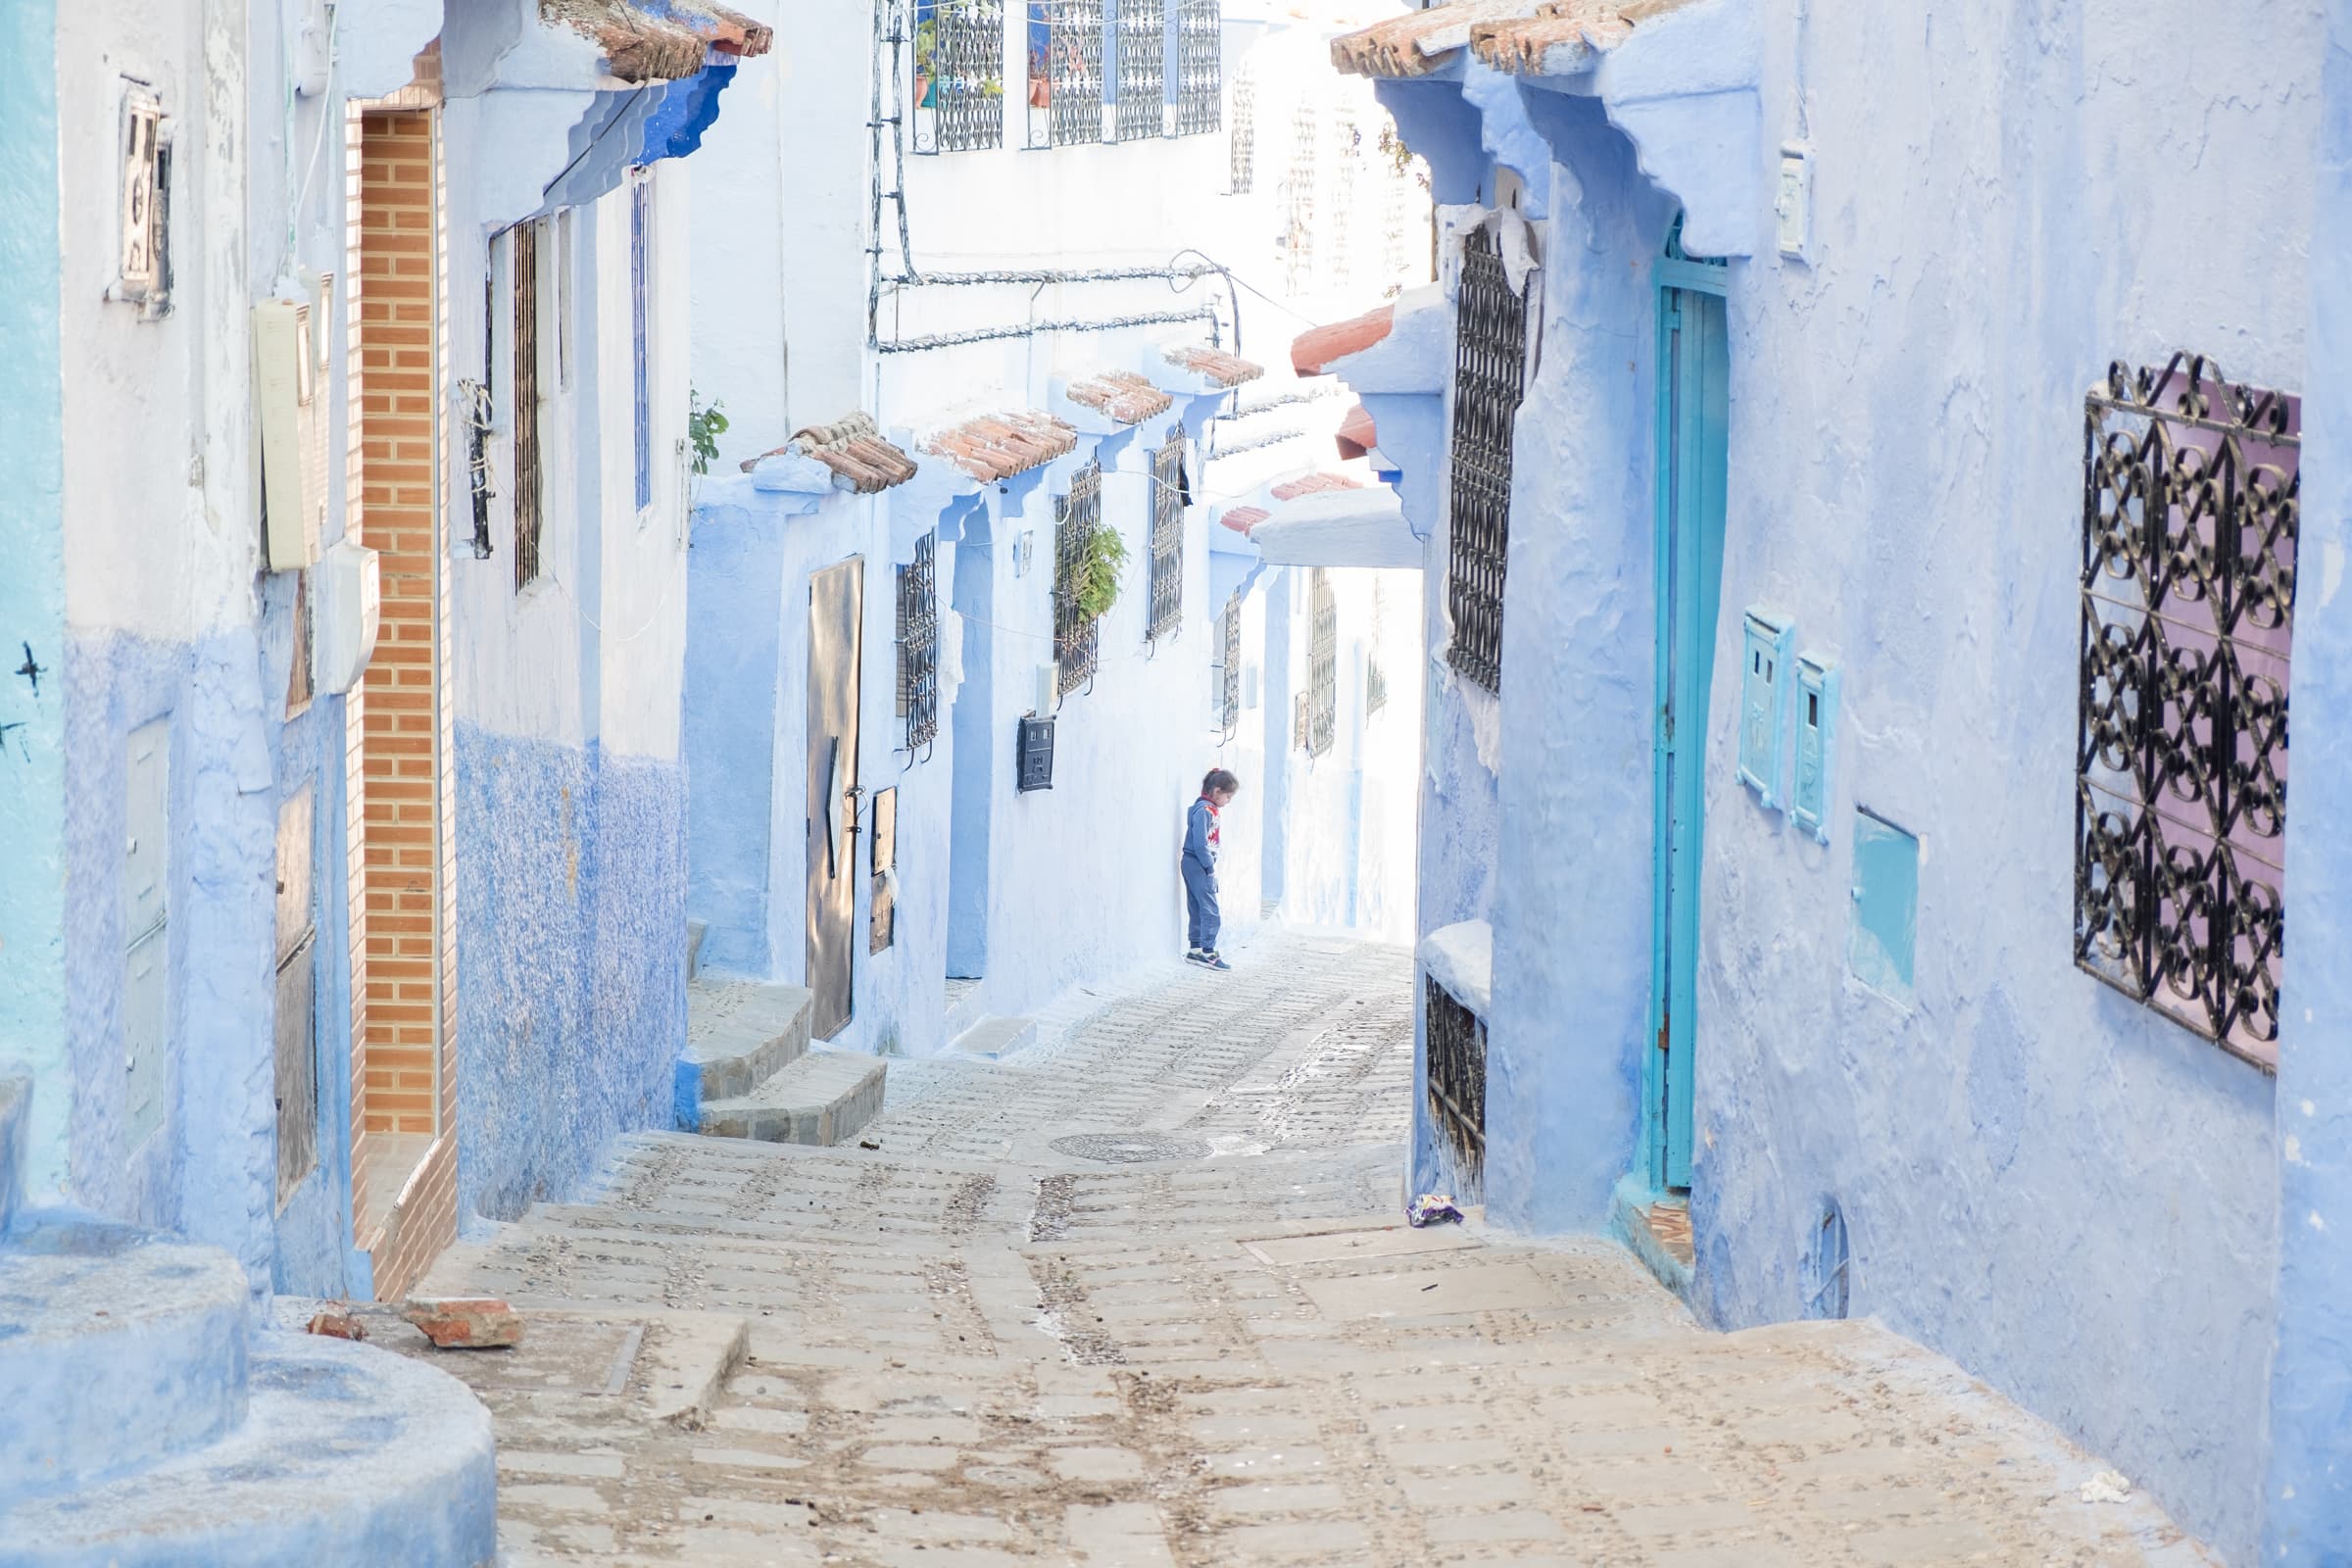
1650 280 1729 1191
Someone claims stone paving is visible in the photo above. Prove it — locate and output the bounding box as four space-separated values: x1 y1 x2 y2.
410 931 2217 1567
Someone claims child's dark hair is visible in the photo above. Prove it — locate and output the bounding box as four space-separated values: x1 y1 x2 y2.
1202 768 1240 797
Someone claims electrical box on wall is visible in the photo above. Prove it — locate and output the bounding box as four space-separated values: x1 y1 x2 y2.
1775 143 1813 262
1738 608 1795 808
315 538 380 696
1792 652 1839 841
1017 714 1055 792
254 296 327 571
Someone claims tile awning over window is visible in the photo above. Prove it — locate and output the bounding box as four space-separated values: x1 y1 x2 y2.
1292 304 1396 375
1330 0 1687 80
1270 471 1365 503
1066 370 1176 426
743 413 917 493
1219 506 1269 534
1164 346 1266 387
921 411 1080 481
1336 403 1378 462
541 0 774 84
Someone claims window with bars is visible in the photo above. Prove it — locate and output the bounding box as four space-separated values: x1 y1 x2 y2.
1306 568 1338 758
1054 460 1104 696
1027 0 1104 147
1113 0 1166 142
1227 59 1254 192
115 86 172 318
914 0 1006 154
1446 224 1529 693
512 219 545 589
898 531 942 755
631 174 654 512
1425 977 1486 1189
2077 354 2298 1066
1218 594 1241 739
1174 0 1220 136
1147 425 1186 642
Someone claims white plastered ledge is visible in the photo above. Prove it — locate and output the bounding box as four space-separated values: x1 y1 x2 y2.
1249 486 1422 570
1420 919 1494 1019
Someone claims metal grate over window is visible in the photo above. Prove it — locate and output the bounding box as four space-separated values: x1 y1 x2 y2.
915 0 1006 154
898 530 942 755
1054 459 1103 696
1306 568 1337 758
512 220 544 589
1446 224 1529 693
1147 425 1186 641
1029 0 1105 147
1219 594 1241 739
1174 0 1221 137
1425 976 1486 1189
1227 59 1254 192
1114 0 1167 142
2077 353 2299 1065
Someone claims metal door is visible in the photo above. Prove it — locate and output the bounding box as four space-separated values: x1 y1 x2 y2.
807 560 864 1040
1650 281 1730 1191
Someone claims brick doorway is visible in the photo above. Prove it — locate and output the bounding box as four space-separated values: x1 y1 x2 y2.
345 94 458 1298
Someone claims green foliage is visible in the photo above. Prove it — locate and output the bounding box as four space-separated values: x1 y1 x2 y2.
1076 522 1127 621
688 390 728 476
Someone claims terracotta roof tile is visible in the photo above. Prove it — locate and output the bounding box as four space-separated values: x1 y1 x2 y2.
920 411 1080 482
1220 506 1270 534
1270 472 1365 502
1165 346 1266 387
541 0 772 83
1469 0 1685 74
1330 1 1544 78
1067 369 1177 425
1336 403 1379 462
1292 304 1396 374
741 413 917 493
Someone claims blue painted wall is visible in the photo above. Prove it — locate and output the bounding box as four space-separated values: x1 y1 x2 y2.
2268 1 2352 1552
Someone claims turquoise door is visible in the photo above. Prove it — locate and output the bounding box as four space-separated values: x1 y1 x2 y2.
1650 273 1730 1192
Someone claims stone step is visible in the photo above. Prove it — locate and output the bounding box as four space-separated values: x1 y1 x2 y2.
0 1330 495 1567
0 1075 27 1234
696 1051 887 1147
949 1013 1037 1061
942 976 988 1042
0 1216 250 1497
675 979 814 1127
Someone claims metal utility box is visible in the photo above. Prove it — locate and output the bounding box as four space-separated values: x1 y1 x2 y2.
1017 714 1055 793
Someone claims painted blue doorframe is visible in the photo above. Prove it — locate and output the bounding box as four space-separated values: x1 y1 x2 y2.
1648 230 1730 1192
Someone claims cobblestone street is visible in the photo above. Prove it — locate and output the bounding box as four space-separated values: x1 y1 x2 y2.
407 933 2214 1566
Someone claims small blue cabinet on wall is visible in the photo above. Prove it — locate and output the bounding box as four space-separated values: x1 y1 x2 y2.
1792 652 1839 841
1737 609 1795 807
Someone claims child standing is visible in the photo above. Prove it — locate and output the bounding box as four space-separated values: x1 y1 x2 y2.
1184 769 1240 971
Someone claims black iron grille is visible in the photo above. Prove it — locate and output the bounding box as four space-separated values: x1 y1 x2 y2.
1175 0 1220 136
1147 426 1185 641
1114 0 1165 142
898 531 942 755
1032 0 1104 147
1227 60 1253 191
1446 224 1528 694
1054 459 1103 696
512 220 544 589
1219 594 1241 739
917 0 1005 154
1307 568 1337 758
2076 352 2298 1063
1424 977 1486 1187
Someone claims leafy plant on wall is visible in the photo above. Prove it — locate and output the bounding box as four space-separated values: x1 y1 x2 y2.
688 389 728 476
1077 519 1126 621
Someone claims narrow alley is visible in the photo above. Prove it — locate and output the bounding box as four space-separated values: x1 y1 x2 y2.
383 933 2204 1567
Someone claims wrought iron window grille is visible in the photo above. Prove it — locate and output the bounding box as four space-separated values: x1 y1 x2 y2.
914 0 1007 154
1028 0 1105 147
1425 977 1486 1190
113 86 173 319
1147 426 1186 642
1114 0 1167 142
2076 352 2298 1066
1307 568 1338 758
1218 593 1241 740
1226 59 1254 192
1054 459 1104 696
1366 657 1387 716
1174 0 1221 137
459 377 496 561
1446 224 1529 693
898 530 943 757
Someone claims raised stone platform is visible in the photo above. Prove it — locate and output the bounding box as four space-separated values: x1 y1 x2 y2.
697 1050 888 1146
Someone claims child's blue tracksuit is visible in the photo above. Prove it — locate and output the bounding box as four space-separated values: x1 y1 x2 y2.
1182 796 1222 954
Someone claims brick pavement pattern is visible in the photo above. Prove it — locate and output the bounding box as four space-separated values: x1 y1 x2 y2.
416 933 2216 1566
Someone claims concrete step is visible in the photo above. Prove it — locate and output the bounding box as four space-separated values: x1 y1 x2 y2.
675 979 814 1127
0 1075 26 1234
949 1014 1037 1061
0 1330 495 1567
0 1216 250 1497
697 1051 887 1147
943 976 987 1042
